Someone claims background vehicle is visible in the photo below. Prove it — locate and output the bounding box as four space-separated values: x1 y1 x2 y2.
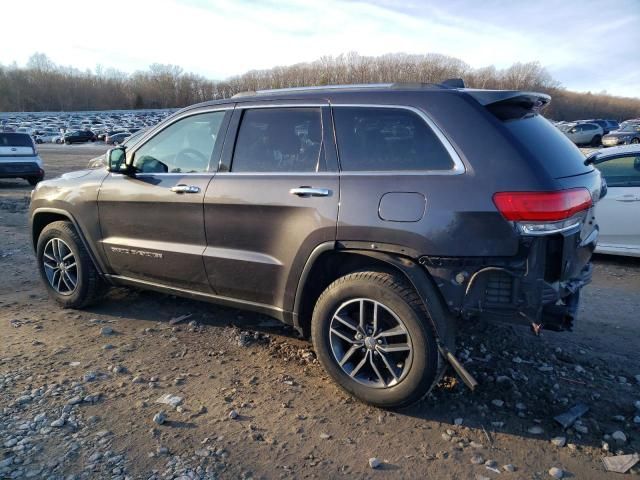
562 122 603 146
582 119 613 135
588 145 640 257
87 128 148 168
0 132 45 185
29 83 602 408
602 124 640 147
64 130 96 144
107 132 131 145
34 130 62 144
605 119 620 132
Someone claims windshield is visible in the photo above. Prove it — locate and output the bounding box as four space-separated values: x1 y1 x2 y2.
620 125 640 132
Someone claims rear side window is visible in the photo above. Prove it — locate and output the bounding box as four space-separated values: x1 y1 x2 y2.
333 107 453 171
503 115 593 179
0 133 33 147
596 155 640 187
232 108 323 173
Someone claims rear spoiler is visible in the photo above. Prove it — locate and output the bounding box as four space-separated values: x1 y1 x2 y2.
462 89 551 120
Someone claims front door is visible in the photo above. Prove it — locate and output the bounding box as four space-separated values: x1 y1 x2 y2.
595 153 640 255
98 109 231 292
203 104 339 311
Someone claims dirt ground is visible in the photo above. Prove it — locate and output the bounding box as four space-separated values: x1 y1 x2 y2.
1 144 639 480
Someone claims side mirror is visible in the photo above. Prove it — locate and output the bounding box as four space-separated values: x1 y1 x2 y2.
569 128 577 133
106 147 131 174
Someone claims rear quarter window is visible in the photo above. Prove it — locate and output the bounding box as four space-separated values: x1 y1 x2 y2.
333 107 454 171
503 115 593 179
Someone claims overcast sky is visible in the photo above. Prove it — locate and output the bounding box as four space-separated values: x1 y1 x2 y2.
2 0 639 97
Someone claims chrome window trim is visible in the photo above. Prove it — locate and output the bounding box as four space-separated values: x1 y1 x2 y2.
330 104 465 175
223 102 465 176
214 172 339 177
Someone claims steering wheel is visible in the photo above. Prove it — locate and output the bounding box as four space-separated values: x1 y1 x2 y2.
173 148 208 172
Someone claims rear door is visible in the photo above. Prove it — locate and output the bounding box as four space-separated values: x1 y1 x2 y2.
203 102 339 311
595 153 640 255
98 108 232 292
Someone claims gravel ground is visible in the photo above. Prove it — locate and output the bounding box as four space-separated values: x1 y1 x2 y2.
0 144 639 479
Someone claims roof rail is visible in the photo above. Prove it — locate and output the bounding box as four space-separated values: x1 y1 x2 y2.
231 91 256 98
231 81 463 98
254 83 395 95
440 78 465 88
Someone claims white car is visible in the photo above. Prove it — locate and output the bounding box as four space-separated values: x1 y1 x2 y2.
562 122 604 147
0 132 45 185
34 131 62 143
588 145 640 257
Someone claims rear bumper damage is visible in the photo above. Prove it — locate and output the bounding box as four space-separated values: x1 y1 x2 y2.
421 227 597 332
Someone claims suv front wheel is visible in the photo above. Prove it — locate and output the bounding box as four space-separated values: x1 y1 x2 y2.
311 270 439 408
36 221 104 308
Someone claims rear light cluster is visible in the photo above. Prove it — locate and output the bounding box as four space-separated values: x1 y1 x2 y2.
493 188 592 235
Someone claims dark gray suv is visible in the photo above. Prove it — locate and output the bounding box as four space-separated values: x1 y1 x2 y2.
29 83 603 408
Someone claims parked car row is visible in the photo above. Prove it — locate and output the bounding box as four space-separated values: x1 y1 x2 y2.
554 118 640 147
0 109 173 145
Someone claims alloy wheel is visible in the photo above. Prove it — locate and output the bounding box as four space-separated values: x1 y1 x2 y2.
329 298 413 388
42 238 78 295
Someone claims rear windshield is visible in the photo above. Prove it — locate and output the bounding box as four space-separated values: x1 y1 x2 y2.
503 115 593 178
0 133 33 147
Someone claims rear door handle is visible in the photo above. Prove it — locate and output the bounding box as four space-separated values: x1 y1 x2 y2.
290 187 331 197
170 184 200 194
614 195 640 202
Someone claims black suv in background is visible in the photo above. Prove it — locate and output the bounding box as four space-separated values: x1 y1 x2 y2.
29 83 603 407
64 130 96 144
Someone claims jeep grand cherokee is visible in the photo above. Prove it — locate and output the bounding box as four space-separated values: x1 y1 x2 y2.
29 82 602 408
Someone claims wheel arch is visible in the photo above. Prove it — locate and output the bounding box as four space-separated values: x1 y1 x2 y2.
31 208 106 276
293 246 455 348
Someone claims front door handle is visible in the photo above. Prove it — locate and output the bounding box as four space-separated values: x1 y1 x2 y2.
170 184 200 194
290 187 331 198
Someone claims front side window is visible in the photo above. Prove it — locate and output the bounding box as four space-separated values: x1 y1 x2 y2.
597 155 640 187
231 108 323 173
333 107 454 171
133 111 225 174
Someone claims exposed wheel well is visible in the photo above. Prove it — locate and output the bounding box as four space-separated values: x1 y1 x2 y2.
32 212 71 249
297 251 418 338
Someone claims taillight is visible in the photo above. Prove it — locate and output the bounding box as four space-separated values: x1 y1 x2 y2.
493 188 592 234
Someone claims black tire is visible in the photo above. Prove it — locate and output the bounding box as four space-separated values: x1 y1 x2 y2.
591 135 602 147
311 270 439 408
631 137 640 144
27 177 42 186
36 221 105 308
65 140 71 145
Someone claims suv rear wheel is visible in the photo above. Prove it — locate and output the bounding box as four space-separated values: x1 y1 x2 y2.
36 221 104 308
311 270 439 408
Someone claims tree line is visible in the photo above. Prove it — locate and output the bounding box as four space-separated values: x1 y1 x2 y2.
1 52 638 121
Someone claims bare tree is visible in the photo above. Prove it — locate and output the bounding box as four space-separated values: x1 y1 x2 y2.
0 52 638 121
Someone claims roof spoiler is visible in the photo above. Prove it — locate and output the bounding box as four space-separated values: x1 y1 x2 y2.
463 90 551 120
